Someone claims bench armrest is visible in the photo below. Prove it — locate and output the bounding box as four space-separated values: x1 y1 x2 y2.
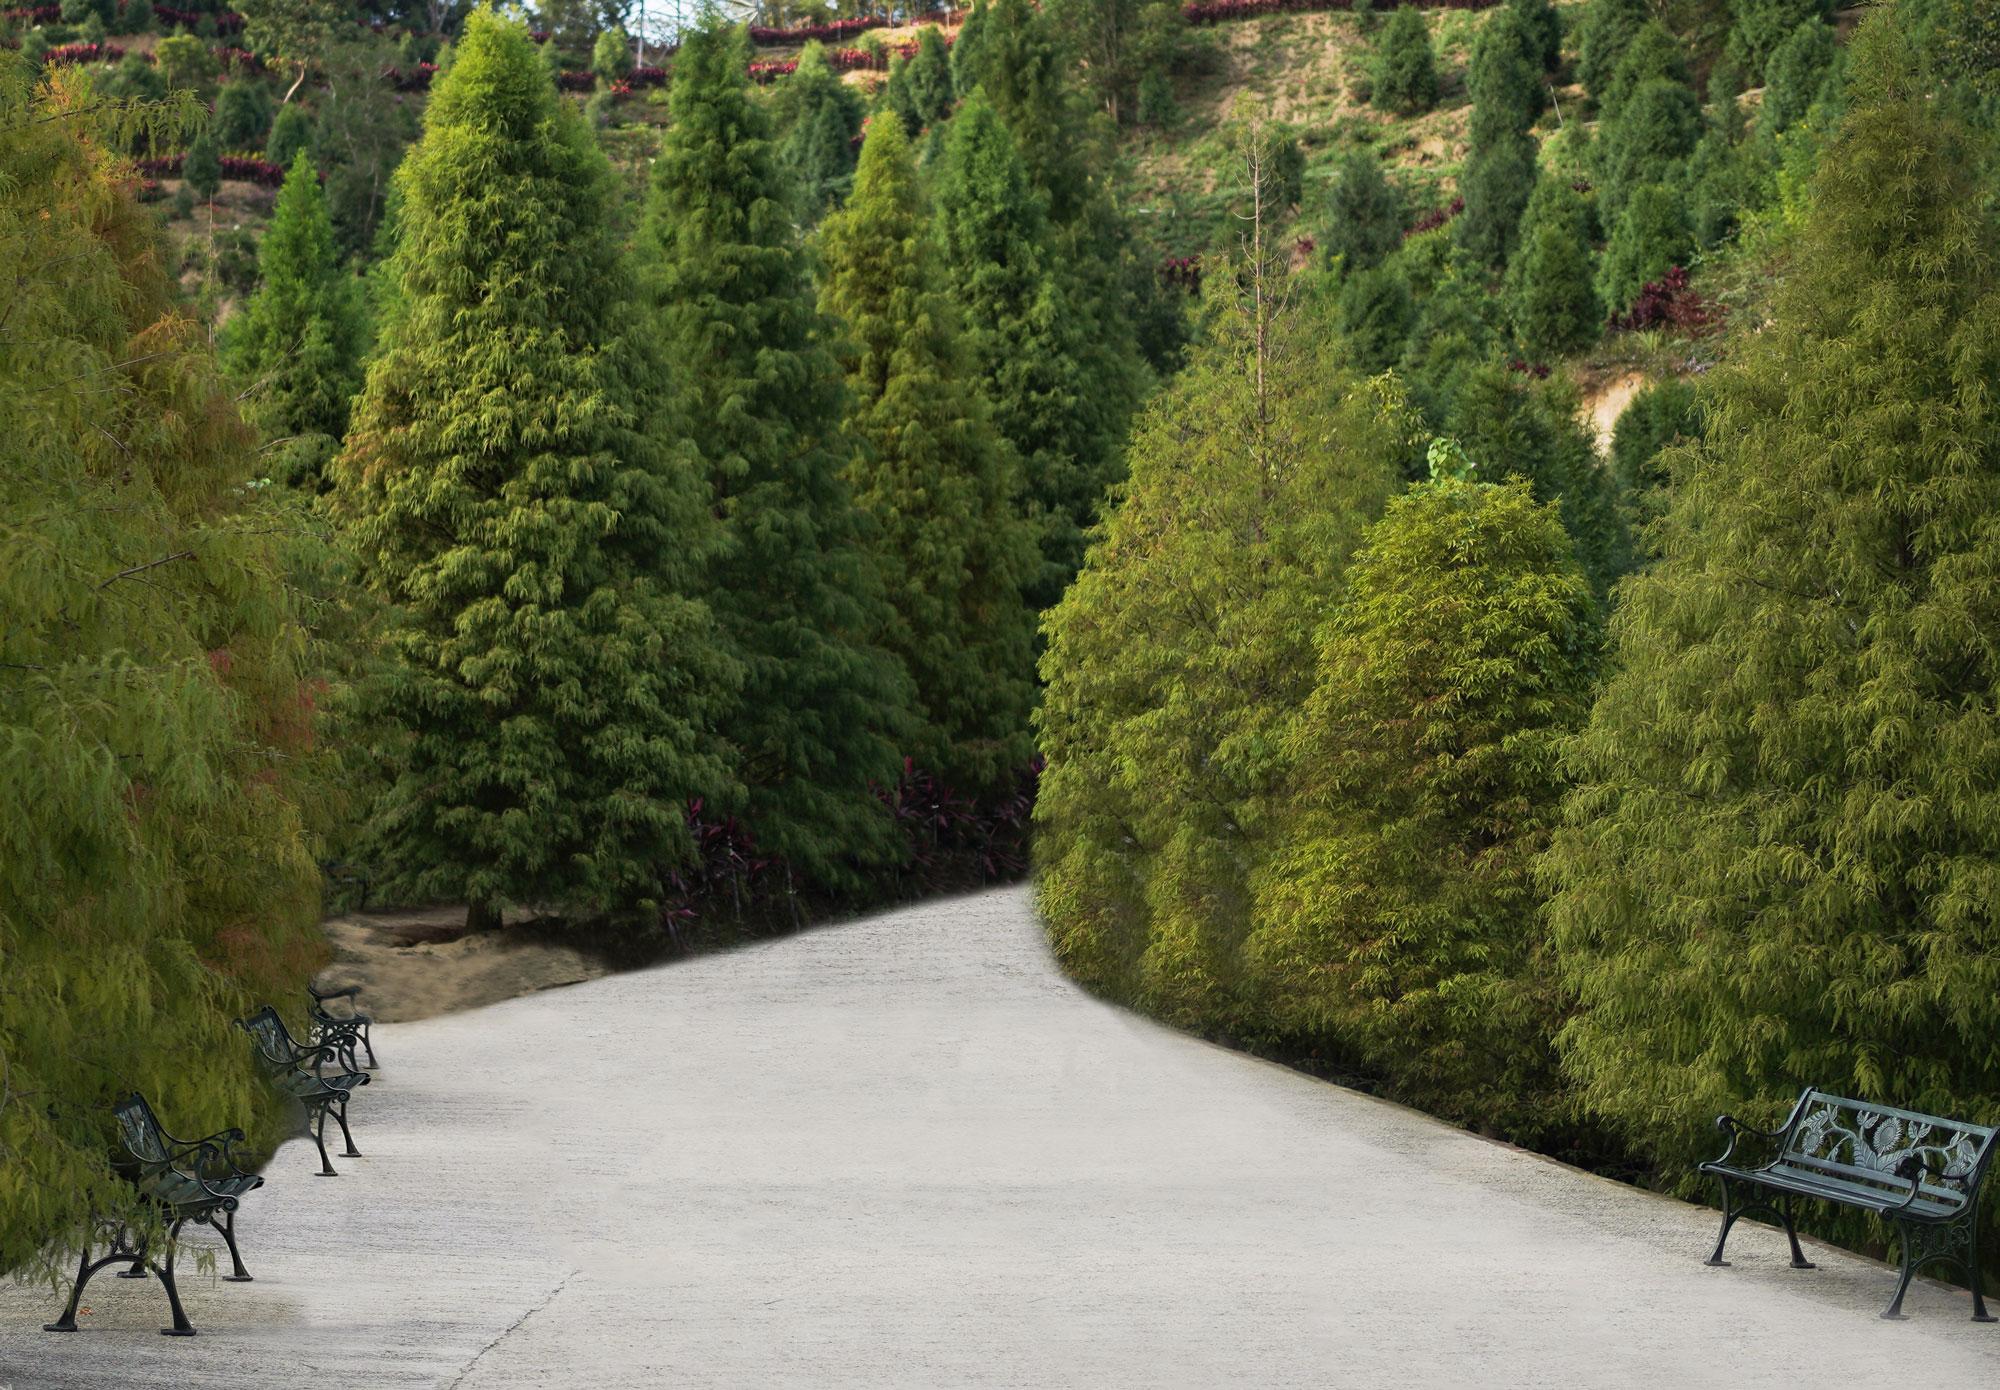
311 984 362 1002
1710 1113 1789 1169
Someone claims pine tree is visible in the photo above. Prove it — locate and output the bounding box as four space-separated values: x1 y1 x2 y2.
223 151 364 488
951 0 991 92
1594 74 1702 225
1322 146 1406 273
1597 180 1693 315
211 77 271 148
1608 375 1699 545
1761 19 1837 134
1576 0 1648 106
907 25 954 127
1035 237 1412 1029
1597 19 1689 127
1249 475 1597 1137
1338 260 1415 371
1 54 320 1273
1457 128 1538 268
1542 19 2000 1184
328 11 735 929
266 99 310 166
775 42 864 222
638 23 913 889
1372 5 1438 116
934 90 1120 609
1511 0 1562 72
1728 0 1829 75
1506 177 1600 361
817 117 1039 791
1466 6 1545 147
184 127 221 201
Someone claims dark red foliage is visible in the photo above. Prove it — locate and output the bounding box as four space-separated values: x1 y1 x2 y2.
214 44 261 72
44 41 124 65
135 151 287 186
1607 265 1720 334
1405 195 1464 237
527 28 549 42
748 15 885 45
1184 0 1494 24
747 58 797 82
1506 358 1553 378
3 5 60 22
628 64 667 87
1160 254 1202 293
382 60 436 91
556 69 595 90
133 177 164 202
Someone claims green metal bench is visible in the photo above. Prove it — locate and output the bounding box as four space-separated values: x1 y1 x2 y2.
1702 1087 1998 1320
237 1005 371 1176
44 1093 263 1337
307 980 377 1072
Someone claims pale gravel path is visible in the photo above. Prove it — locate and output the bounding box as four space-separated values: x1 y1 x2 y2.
5 884 1999 1388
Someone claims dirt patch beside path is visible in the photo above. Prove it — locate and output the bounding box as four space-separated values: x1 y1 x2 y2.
315 908 612 1023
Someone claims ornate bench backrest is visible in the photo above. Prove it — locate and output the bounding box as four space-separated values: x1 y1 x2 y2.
238 1006 299 1071
112 1092 171 1170
1781 1091 1997 1209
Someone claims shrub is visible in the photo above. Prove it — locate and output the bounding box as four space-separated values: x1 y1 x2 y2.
591 25 630 85
182 128 220 199
153 29 213 92
1137 65 1177 125
1371 5 1437 115
265 99 309 165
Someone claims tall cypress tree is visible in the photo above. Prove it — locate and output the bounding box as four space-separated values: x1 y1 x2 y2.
640 23 913 889
2 55 320 1271
774 42 864 222
224 150 364 488
1543 19 2000 1182
329 12 734 929
1458 8 1545 268
1322 146 1406 273
816 118 1038 791
933 90 1120 609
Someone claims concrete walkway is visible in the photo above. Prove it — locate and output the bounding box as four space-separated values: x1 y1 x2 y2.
5 884 1999 1388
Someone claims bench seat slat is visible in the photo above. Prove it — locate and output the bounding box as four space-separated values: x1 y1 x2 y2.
1703 1161 1964 1221
1776 1151 1969 1206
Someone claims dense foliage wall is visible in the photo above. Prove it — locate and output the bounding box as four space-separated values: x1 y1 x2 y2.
0 55 322 1275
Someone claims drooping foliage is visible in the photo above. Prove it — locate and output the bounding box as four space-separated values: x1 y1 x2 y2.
640 22 914 889
0 56 320 1275
223 150 365 489
329 12 734 929
817 118 1039 792
1249 475 1598 1138
1543 19 2000 1185
1035 231 1411 1031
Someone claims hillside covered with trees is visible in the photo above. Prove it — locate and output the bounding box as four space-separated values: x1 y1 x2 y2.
6 0 2000 1294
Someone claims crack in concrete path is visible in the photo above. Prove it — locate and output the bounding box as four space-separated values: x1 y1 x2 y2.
448 1269 580 1389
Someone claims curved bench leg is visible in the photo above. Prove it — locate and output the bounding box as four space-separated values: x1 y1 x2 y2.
1704 1179 1738 1267
311 1107 339 1176
1780 1194 1815 1269
1883 1226 1918 1320
154 1221 196 1336
219 1209 253 1282
360 1027 377 1068
44 1243 138 1332
1970 1219 1995 1323
334 1098 361 1158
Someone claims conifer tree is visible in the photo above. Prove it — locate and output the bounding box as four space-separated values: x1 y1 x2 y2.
933 90 1120 609
1457 128 1538 268
817 118 1039 791
1506 177 1599 361
1 54 320 1272
1728 0 1829 75
1466 6 1545 146
775 42 864 222
1322 146 1406 273
184 127 221 202
1543 19 2000 1181
265 98 310 165
1597 180 1693 315
1035 236 1412 1028
639 23 913 888
1597 19 1688 127
224 151 364 488
212 77 271 148
1338 261 1416 371
951 0 990 92
1576 0 1648 106
1249 474 1597 1137
907 25 954 127
1511 0 1562 72
1761 19 1837 133
1372 5 1437 116
1594 74 1701 225
329 12 734 929
1608 375 1698 545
